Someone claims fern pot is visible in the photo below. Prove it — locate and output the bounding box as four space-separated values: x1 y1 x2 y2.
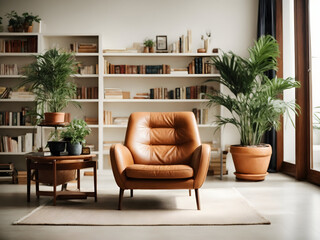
44 112 65 124
48 141 66 156
67 142 82 155
230 144 272 181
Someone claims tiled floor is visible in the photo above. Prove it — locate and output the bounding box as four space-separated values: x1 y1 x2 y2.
0 167 320 240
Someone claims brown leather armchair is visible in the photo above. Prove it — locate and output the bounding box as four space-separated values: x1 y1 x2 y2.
110 112 211 210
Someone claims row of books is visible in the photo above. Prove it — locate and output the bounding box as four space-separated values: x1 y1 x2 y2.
70 42 98 53
188 57 216 74
0 133 34 153
0 64 19 75
150 85 214 100
0 37 38 53
77 64 98 74
0 107 31 126
192 108 209 124
76 86 98 99
104 61 171 74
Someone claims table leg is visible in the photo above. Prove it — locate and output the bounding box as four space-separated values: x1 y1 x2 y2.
53 160 57 206
27 158 31 202
35 169 39 199
77 169 80 190
93 160 97 202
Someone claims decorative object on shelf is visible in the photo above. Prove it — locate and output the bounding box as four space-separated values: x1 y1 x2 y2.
197 48 206 53
61 119 91 155
81 146 91 155
22 12 41 33
206 35 300 181
6 11 24 32
143 38 155 53
156 35 168 53
21 48 79 125
201 31 211 53
0 17 3 32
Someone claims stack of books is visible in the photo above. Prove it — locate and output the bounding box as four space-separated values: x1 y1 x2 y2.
77 64 98 74
104 88 123 99
0 133 34 153
70 42 97 53
0 64 19 75
113 117 128 125
84 117 98 125
9 91 35 100
207 150 228 176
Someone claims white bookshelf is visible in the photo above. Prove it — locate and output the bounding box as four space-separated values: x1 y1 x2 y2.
1 33 222 172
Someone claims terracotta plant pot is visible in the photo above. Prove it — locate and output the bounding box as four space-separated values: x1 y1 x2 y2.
143 47 149 53
44 112 65 124
8 26 14 32
230 144 272 181
149 47 155 53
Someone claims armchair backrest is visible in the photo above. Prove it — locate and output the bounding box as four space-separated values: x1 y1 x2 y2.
125 112 201 165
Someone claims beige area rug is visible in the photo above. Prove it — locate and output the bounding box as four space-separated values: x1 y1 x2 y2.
14 188 270 226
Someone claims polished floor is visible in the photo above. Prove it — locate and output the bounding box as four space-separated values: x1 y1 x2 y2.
0 165 320 240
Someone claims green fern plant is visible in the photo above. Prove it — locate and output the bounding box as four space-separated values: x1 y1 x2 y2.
207 35 300 146
21 48 79 120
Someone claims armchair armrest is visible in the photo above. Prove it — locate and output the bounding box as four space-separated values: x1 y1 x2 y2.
190 144 211 189
110 143 134 189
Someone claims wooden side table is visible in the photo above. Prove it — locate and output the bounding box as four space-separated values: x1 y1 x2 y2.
26 153 97 205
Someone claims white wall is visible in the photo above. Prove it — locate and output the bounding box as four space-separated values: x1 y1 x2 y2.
0 0 258 147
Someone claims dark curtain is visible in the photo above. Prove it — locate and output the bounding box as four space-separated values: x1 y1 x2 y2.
257 0 277 172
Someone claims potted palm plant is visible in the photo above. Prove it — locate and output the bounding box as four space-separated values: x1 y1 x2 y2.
207 35 300 181
22 48 78 124
61 119 91 155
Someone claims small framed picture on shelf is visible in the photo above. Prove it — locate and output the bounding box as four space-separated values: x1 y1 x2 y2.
156 35 168 52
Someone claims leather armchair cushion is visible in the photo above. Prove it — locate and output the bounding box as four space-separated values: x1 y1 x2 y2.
126 164 194 179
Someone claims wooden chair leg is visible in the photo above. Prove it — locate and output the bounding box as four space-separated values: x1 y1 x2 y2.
118 188 124 210
130 189 133 197
195 189 200 210
189 189 191 196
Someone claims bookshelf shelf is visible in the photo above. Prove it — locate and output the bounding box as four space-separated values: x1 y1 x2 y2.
0 126 36 129
103 74 220 78
72 99 99 103
103 99 209 103
72 74 99 78
0 53 37 57
103 52 219 57
0 75 26 78
0 152 29 155
0 99 35 102
74 53 99 57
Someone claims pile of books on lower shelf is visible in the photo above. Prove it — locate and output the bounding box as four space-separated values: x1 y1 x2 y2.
0 133 35 153
104 88 123 99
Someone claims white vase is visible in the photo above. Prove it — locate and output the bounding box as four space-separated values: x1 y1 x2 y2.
204 39 210 53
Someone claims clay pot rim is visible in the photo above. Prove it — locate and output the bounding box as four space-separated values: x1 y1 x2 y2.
231 144 271 148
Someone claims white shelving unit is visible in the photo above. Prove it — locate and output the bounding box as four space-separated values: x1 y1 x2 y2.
102 53 222 170
1 32 222 172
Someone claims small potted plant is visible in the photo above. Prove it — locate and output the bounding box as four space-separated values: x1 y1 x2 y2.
143 39 155 53
22 12 41 32
21 48 79 124
47 128 66 156
6 11 24 32
61 119 91 155
0 17 3 32
207 35 300 181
